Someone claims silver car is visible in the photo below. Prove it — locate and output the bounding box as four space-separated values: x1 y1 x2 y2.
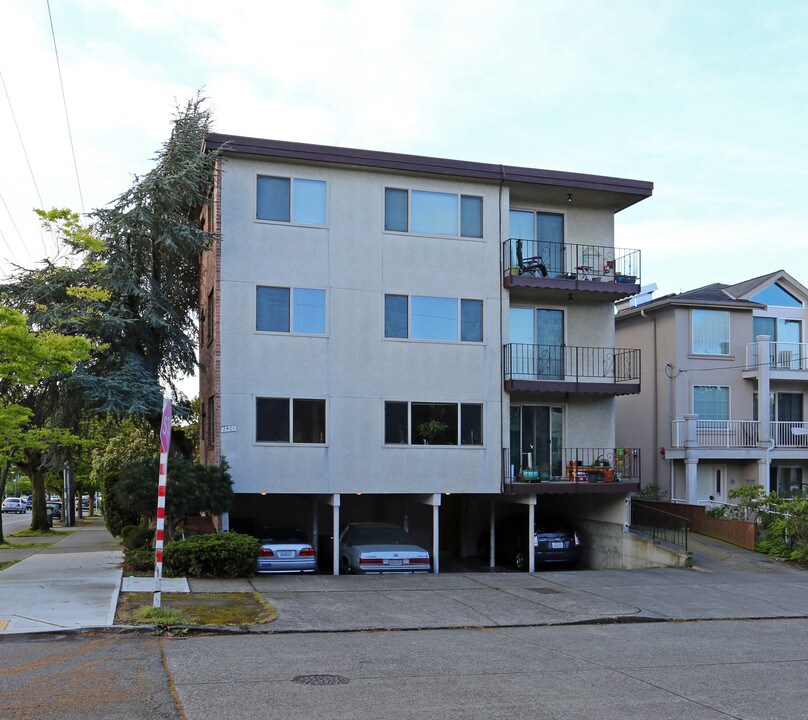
256 527 317 573
2 497 27 514
339 523 431 574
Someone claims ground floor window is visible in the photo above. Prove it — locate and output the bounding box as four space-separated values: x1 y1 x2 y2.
384 401 483 445
256 397 326 443
770 466 804 497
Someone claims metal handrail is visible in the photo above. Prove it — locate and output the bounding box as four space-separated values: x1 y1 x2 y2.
504 343 640 384
630 501 689 550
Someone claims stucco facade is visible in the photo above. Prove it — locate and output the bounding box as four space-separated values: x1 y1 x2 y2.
201 134 652 571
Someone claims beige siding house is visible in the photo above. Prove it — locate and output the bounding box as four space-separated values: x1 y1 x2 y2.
616 271 808 506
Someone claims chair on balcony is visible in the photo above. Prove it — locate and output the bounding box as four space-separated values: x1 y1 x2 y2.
516 239 547 277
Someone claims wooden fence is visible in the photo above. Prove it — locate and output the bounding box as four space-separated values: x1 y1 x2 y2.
634 501 758 551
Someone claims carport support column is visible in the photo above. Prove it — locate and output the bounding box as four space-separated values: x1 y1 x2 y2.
331 495 341 576
489 499 495 569
433 502 440 574
528 501 535 574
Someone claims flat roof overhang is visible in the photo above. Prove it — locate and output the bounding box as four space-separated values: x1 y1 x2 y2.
506 481 639 496
206 133 653 212
505 379 641 397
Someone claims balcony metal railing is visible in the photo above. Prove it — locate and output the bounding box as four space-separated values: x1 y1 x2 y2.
503 446 640 484
670 420 808 448
502 238 641 284
745 341 808 371
630 501 689 550
504 343 640 385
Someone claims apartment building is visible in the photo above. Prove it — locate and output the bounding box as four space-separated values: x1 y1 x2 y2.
199 134 652 572
615 271 808 505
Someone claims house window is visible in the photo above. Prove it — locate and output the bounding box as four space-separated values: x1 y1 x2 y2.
693 386 730 420
256 398 326 443
206 396 215 446
384 295 483 342
691 310 730 355
257 176 326 225
384 401 483 445
205 289 214 345
750 283 803 308
771 467 803 496
509 210 564 244
384 188 483 238
256 286 326 334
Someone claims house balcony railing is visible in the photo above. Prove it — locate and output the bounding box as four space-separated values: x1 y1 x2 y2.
670 420 808 448
504 343 641 395
745 341 808 372
502 238 641 288
503 447 641 486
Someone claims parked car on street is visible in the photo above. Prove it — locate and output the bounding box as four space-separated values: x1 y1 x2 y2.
256 527 317 573
478 515 582 570
2 497 27 514
339 523 431 574
24 495 33 509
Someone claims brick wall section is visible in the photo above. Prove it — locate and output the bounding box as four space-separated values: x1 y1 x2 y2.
199 159 222 468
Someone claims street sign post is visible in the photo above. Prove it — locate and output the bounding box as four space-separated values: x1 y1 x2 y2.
153 397 172 608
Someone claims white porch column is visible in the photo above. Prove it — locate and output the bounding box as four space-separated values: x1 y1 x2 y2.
330 495 341 575
685 458 699 505
219 511 230 533
758 458 769 490
312 497 318 553
757 335 772 447
527 502 535 574
432 503 440 574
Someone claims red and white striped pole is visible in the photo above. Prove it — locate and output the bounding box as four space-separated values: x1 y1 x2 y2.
153 397 172 608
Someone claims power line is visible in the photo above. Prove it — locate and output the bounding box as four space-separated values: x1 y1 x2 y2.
0 70 50 256
47 0 85 215
0 224 18 265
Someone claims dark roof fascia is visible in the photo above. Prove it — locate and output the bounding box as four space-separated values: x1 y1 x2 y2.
206 133 653 203
616 296 765 322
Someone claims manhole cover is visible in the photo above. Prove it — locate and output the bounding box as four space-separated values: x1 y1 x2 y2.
530 588 560 594
292 674 350 686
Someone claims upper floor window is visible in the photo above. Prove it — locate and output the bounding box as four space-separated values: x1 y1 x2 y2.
385 188 483 238
384 294 483 342
750 283 803 308
256 286 326 334
384 401 483 445
509 210 564 244
753 316 801 343
257 176 326 225
693 385 729 420
691 310 729 355
256 397 326 443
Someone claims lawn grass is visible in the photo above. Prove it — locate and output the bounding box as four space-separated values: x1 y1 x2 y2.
0 560 20 571
0 541 54 549
9 528 75 538
116 591 277 627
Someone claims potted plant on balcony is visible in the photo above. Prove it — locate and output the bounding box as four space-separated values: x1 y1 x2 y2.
417 418 448 445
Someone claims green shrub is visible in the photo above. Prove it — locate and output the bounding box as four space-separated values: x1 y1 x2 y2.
123 547 155 573
705 506 727 518
121 524 155 549
164 532 259 578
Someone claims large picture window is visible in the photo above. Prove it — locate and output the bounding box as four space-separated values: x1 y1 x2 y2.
384 294 483 342
256 398 326 444
256 286 326 334
384 188 482 238
693 386 730 421
384 401 483 446
692 310 730 355
257 176 326 225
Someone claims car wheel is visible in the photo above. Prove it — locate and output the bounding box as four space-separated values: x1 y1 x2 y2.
514 550 527 571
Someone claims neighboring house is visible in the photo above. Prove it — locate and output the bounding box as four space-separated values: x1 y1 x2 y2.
615 271 808 505
199 134 652 572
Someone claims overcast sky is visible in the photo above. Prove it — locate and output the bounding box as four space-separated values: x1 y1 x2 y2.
1 0 807 298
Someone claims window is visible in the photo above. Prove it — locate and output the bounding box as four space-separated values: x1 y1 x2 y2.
256 286 326 334
771 467 803 496
384 401 483 445
750 283 803 308
256 398 326 443
205 289 214 345
384 188 482 238
509 210 564 274
384 295 483 341
206 396 215 446
257 176 326 225
691 310 730 355
693 386 730 420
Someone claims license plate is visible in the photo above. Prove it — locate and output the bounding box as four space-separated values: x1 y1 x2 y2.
277 550 295 558
551 542 564 549
387 558 403 566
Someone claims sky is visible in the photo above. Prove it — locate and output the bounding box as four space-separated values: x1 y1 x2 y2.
1 0 807 300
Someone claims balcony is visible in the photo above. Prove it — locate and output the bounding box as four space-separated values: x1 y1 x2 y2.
670 420 808 449
744 341 808 380
504 343 641 395
502 238 641 296
503 446 640 494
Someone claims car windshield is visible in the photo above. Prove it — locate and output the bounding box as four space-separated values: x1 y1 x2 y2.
351 525 412 545
260 528 308 544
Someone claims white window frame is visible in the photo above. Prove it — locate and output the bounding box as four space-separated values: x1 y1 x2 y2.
691 309 731 356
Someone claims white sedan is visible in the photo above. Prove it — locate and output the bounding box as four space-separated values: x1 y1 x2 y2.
2 497 27 514
339 523 431 574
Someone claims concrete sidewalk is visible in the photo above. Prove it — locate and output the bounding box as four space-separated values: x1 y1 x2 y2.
0 516 122 634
